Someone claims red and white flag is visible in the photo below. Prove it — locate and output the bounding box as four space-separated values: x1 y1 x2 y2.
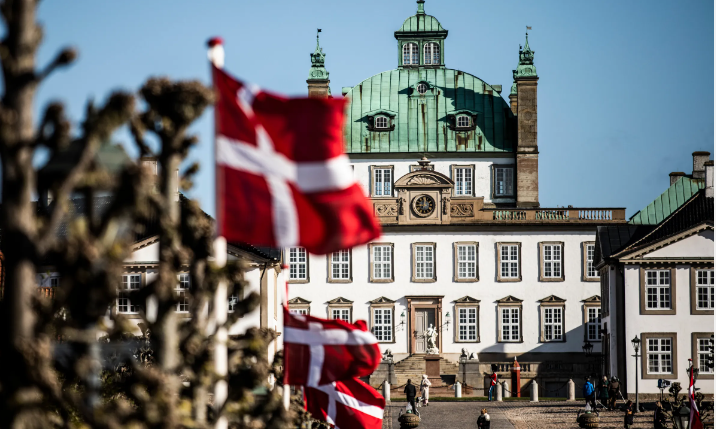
689 360 704 429
305 378 385 429
283 308 381 387
209 40 380 255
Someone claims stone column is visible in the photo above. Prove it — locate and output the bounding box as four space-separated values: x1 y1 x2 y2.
530 380 538 402
496 383 503 402
568 379 575 401
515 78 539 208
383 380 391 404
454 381 461 398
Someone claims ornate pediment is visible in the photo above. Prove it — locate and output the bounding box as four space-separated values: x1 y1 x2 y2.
394 170 453 188
454 296 481 304
581 295 601 303
288 297 311 305
539 295 566 303
369 296 395 304
328 297 353 305
496 295 523 304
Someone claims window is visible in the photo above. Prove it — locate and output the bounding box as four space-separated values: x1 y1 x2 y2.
403 42 419 65
176 273 190 313
542 307 563 341
498 243 520 281
696 269 714 310
456 115 471 128
540 243 563 280
453 166 473 196
645 270 671 309
288 247 308 281
332 308 350 322
424 42 440 65
583 242 598 281
290 308 308 315
458 307 478 341
586 307 602 341
329 250 351 282
413 244 435 281
373 308 393 342
370 244 393 282
494 166 514 197
416 83 428 94
375 116 389 129
455 243 477 281
373 167 393 197
501 307 520 342
697 337 714 374
647 338 673 374
118 274 141 314
50 277 60 287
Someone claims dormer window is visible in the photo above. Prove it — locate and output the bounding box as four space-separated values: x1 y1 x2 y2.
375 116 389 129
424 42 440 65
457 115 471 128
403 43 419 65
417 83 428 94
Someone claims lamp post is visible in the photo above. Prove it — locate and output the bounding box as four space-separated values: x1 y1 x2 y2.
674 405 690 429
631 335 641 413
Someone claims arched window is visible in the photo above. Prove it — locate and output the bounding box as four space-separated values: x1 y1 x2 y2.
457 115 471 128
417 83 428 95
424 42 440 65
375 116 389 129
403 43 419 65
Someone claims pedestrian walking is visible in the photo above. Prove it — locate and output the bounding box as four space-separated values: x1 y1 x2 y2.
477 408 491 428
583 376 596 410
488 371 498 401
404 379 417 413
608 376 621 410
599 375 610 409
623 400 634 429
420 374 431 406
654 401 668 429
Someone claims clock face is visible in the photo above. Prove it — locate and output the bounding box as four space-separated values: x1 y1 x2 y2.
412 195 435 217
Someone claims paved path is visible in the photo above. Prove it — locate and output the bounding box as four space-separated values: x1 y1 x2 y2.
383 402 515 429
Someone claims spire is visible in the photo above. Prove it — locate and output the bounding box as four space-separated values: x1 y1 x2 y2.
307 29 331 97
513 29 537 80
417 0 425 15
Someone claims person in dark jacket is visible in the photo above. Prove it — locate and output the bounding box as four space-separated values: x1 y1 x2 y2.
654 401 668 429
404 379 417 413
599 376 610 408
583 377 596 410
624 400 634 428
608 377 621 410
477 408 491 428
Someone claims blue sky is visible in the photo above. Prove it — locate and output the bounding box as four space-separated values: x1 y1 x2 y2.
33 0 713 217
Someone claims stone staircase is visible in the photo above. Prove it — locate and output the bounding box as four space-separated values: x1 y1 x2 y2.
392 355 459 390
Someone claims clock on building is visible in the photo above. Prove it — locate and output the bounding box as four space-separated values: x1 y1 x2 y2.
412 194 435 217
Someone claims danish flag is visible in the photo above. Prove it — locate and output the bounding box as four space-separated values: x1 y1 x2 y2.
689 360 703 429
209 39 380 255
304 379 386 429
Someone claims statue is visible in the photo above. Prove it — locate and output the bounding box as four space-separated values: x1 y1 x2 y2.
424 324 439 355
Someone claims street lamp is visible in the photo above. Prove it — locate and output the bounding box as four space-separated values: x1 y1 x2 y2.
582 340 594 357
631 335 641 413
674 405 690 429
400 311 406 327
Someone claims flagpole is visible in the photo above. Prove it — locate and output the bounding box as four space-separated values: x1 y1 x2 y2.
208 37 229 429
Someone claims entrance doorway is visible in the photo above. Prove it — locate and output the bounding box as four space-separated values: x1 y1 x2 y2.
414 308 436 354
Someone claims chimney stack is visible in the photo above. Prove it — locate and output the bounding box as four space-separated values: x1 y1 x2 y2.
669 172 685 186
705 160 714 198
692 151 710 179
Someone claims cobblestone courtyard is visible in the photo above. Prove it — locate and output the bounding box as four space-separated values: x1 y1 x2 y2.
383 401 657 428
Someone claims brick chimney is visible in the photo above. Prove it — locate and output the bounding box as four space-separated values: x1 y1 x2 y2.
692 151 710 179
669 172 685 185
706 160 714 198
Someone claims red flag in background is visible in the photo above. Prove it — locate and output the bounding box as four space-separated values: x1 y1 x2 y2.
304 379 385 429
689 361 704 429
211 62 380 255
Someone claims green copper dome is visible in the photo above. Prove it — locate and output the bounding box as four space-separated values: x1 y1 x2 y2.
397 0 444 33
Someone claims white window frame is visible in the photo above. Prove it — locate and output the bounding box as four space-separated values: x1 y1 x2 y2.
696 269 714 310
586 244 597 278
698 337 714 374
288 247 308 282
423 42 440 65
289 308 308 315
586 307 602 341
454 166 473 196
375 116 389 129
542 307 563 342
118 274 141 314
403 42 419 65
542 243 563 280
456 114 471 128
331 308 351 322
494 166 514 197
176 273 190 313
372 308 393 342
458 307 478 341
329 250 351 282
499 244 520 280
413 244 435 281
456 243 477 280
371 244 393 281
646 269 671 310
647 338 673 374
500 307 520 342
373 167 393 197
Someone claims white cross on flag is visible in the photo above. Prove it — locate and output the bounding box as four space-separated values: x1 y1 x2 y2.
304 379 386 429
210 40 381 255
283 308 381 387
689 361 703 429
